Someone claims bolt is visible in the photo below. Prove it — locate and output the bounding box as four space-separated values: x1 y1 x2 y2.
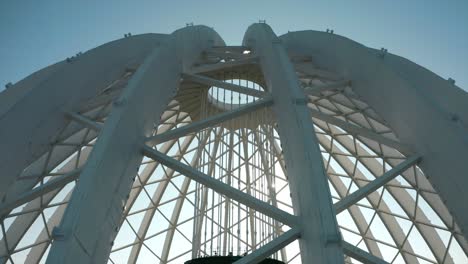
379 48 388 58
52 227 65 240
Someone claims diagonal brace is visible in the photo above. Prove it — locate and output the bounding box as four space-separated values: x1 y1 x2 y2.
142 146 298 226
342 241 390 264
334 155 422 214
0 169 81 218
66 112 102 131
191 56 259 74
145 97 273 146
233 227 301 264
304 80 351 95
210 46 249 53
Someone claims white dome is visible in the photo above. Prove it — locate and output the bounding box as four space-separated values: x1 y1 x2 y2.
1 24 467 264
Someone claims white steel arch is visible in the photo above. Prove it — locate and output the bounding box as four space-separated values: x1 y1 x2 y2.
0 23 467 264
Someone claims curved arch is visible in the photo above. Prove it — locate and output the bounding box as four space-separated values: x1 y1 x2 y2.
1 24 467 264
280 29 468 242
0 33 169 200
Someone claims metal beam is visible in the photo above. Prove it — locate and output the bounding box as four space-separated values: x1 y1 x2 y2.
128 134 198 263
241 129 258 250
253 131 279 208
308 108 413 154
222 132 235 255
334 155 422 214
232 228 301 264
252 129 287 260
210 46 249 53
244 23 343 263
342 241 389 264
142 146 298 226
0 169 81 218
46 26 222 264
191 128 223 257
182 73 267 97
204 50 250 60
66 112 102 131
304 80 351 95
261 124 292 262
295 65 342 81
78 89 122 113
145 97 273 146
159 132 211 263
191 56 258 74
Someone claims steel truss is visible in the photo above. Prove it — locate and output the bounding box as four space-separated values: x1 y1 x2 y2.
0 23 467 264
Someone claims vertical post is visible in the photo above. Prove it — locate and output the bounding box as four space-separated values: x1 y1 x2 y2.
252 130 287 260
222 132 234 255
243 23 344 263
45 26 224 264
192 128 223 257
241 129 258 251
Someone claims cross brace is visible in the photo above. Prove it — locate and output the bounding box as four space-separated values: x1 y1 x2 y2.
334 155 422 213
142 146 298 226
183 73 267 97
232 228 301 264
0 169 81 218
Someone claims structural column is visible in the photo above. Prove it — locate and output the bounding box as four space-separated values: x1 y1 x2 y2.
45 26 224 264
243 23 344 263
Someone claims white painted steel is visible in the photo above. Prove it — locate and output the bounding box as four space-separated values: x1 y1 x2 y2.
335 155 422 213
281 30 468 242
0 23 467 264
243 23 344 263
44 26 224 264
142 146 298 227
145 97 273 146
342 241 389 264
0 34 168 201
182 73 267 98
232 227 300 264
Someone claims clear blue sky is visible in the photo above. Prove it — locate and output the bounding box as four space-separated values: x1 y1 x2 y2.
1 0 467 92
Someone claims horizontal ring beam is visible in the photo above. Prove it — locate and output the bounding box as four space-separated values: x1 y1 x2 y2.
191 56 259 74
204 50 250 60
232 227 301 264
145 97 273 146
182 73 267 97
